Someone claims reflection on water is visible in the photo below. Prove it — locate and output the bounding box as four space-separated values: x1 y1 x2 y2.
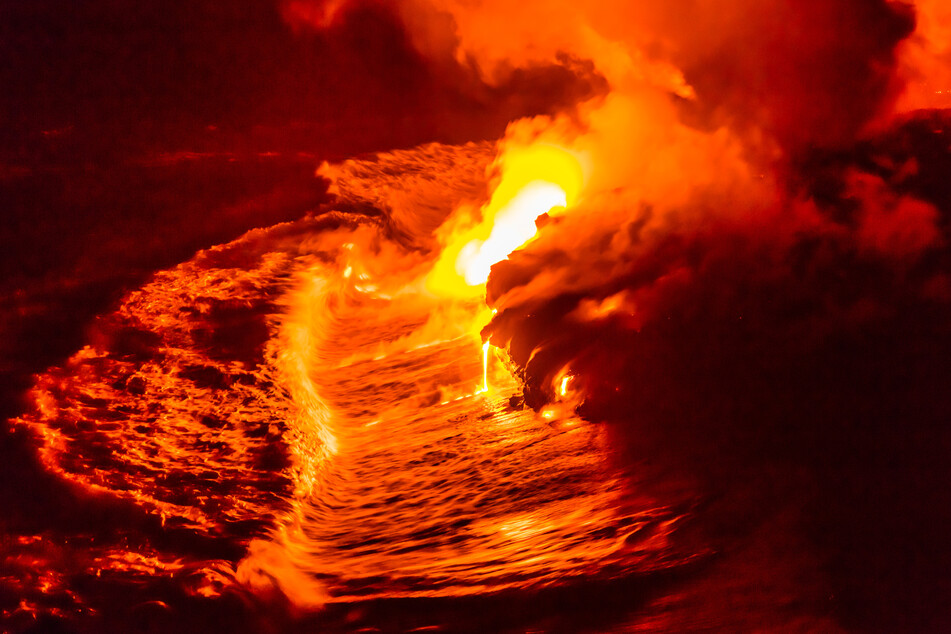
7 160 696 630
4 143 835 632
247 267 691 605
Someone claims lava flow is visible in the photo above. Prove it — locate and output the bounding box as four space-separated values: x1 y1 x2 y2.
6 144 701 632
4 0 951 632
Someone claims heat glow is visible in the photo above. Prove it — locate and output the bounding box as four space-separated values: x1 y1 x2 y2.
427 143 585 298
6 0 951 630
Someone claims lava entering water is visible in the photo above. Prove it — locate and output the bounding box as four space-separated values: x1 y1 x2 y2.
5 0 951 631
7 144 702 631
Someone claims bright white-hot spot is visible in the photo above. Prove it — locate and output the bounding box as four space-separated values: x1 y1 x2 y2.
479 341 490 394
425 144 584 299
457 181 568 285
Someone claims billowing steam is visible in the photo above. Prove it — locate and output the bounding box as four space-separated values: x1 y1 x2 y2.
318 2 935 406
286 1 951 440
7 1 951 629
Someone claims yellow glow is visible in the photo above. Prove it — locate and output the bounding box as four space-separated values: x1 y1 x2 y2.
559 375 571 397
460 182 567 285
427 143 585 298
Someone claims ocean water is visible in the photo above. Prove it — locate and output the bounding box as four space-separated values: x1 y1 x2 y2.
3 143 946 633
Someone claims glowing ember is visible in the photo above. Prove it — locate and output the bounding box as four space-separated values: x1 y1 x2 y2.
559 375 571 397
479 340 491 393
5 0 951 631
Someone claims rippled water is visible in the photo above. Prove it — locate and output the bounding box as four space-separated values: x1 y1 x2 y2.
5 144 830 632
264 279 692 604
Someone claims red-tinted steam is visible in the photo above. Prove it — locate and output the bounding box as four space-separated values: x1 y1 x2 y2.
282 2 951 465
4 0 950 630
294 5 951 624
357 0 947 417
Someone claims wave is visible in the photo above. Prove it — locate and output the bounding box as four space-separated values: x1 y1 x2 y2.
7 144 704 632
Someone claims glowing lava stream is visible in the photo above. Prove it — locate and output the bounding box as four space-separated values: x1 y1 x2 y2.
479 341 490 394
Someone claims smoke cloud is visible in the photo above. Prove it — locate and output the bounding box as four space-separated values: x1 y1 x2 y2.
320 0 945 411
294 1 951 626
288 0 951 458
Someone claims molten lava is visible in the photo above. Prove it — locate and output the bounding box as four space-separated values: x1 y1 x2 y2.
479 340 490 393
5 0 951 631
459 181 568 285
427 143 585 298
